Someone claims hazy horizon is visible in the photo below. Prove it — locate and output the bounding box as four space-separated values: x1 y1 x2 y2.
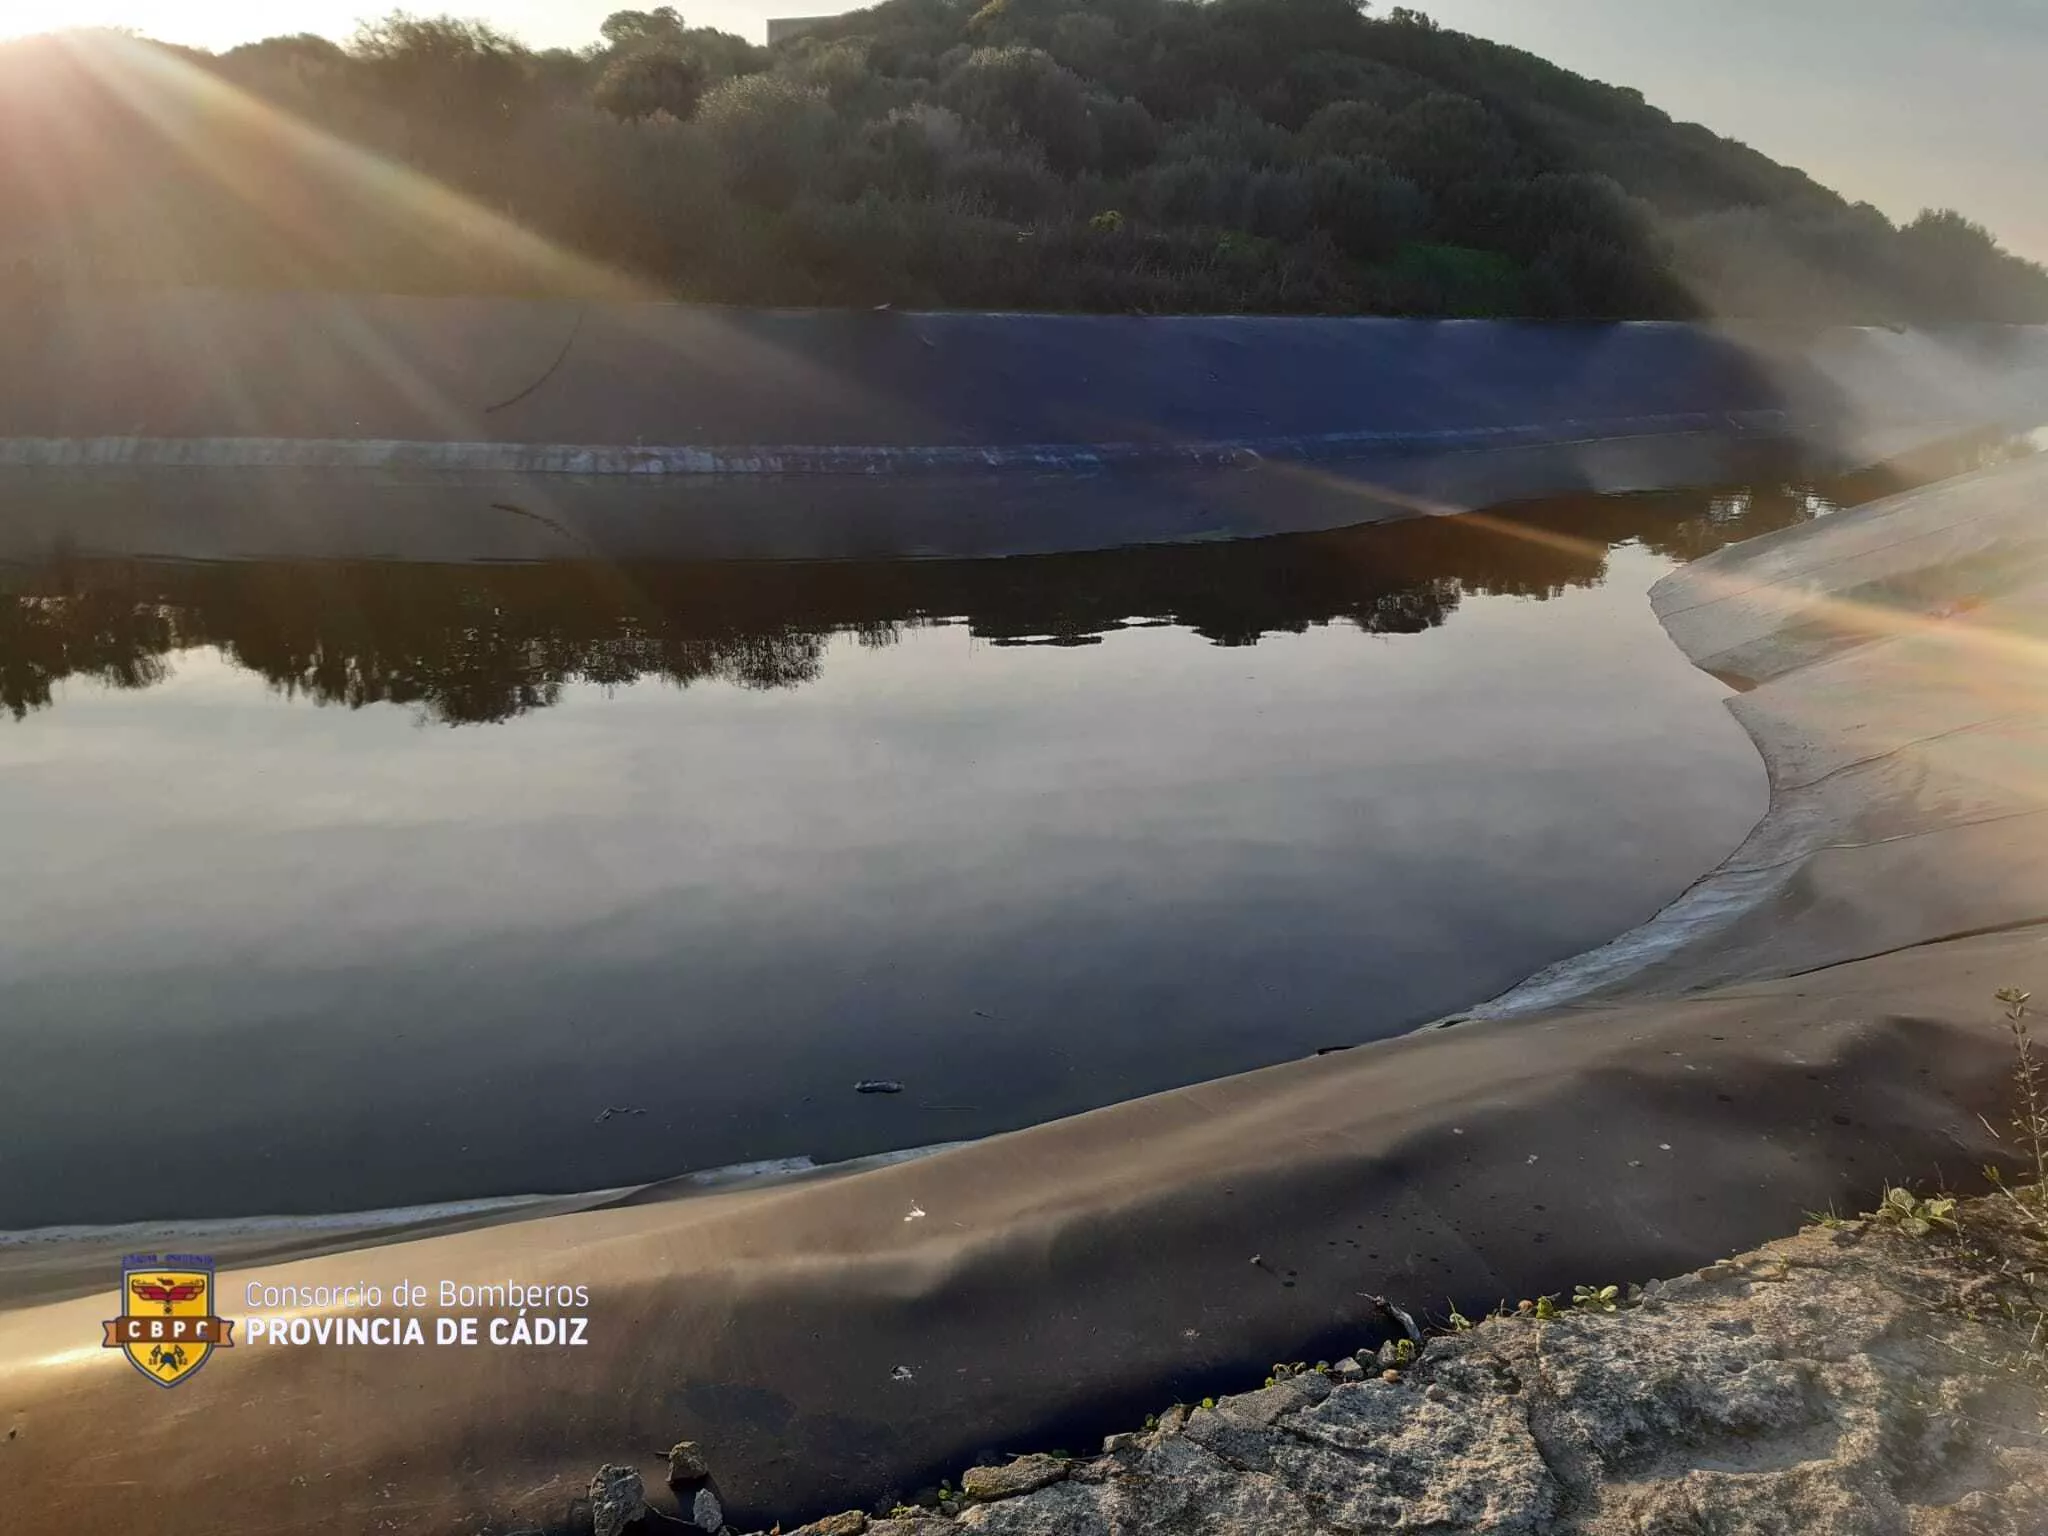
5 0 2040 261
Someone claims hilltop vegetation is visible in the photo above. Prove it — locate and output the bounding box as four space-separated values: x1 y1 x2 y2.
1 2 2043 319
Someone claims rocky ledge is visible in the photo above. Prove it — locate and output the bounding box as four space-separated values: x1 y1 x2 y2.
627 1194 2048 1536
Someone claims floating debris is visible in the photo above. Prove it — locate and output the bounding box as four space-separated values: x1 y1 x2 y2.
890 1364 915 1382
1369 1295 1423 1344
904 1203 927 1223
855 1079 905 1095
593 1106 648 1124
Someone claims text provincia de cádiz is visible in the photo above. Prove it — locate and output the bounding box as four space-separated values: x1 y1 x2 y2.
239 1279 592 1347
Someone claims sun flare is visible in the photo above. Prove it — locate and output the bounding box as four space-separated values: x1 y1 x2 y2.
0 1 358 53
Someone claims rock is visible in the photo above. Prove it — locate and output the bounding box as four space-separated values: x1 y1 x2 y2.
690 1485 726 1533
1375 1340 1404 1370
667 1440 711 1487
790 1514 866 1536
1100 1432 1141 1454
855 1080 905 1095
953 1479 1114 1534
589 1465 648 1536
1179 1372 1334 1475
1533 1306 1828 1479
1269 1345 1564 1534
1215 1372 1331 1429
961 1453 1069 1501
983 1435 1311 1535
1331 1357 1365 1381
1154 1404 1189 1435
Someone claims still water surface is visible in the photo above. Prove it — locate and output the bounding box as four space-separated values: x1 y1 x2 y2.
0 487 1839 1227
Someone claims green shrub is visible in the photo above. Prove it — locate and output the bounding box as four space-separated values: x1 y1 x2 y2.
692 73 837 208
594 47 707 121
944 45 1097 175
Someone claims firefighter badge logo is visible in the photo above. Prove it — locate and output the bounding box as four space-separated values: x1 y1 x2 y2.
102 1254 234 1388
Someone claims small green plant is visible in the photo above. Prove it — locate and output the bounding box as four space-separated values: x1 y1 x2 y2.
1390 1337 1416 1365
1806 1204 1847 1230
1200 1396 1215 1411
1089 208 1125 233
1572 1284 1622 1313
2002 988 2047 1187
1976 988 2048 1238
1870 1184 1958 1237
1446 1303 1475 1332
1518 1294 1561 1321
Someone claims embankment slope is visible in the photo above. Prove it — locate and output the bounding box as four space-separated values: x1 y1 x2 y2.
3 306 2045 560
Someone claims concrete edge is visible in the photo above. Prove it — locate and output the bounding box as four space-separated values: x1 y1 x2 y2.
0 412 1808 475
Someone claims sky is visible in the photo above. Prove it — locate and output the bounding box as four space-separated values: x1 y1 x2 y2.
4 0 2041 260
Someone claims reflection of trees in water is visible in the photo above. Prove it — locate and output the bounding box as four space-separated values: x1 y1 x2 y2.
0 586 177 721
0 478 1877 725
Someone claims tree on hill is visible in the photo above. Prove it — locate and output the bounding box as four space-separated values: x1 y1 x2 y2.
600 6 690 51
348 13 538 126
595 46 709 120
0 2 2040 322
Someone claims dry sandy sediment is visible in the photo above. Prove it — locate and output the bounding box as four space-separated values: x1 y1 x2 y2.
5 452 2048 1532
